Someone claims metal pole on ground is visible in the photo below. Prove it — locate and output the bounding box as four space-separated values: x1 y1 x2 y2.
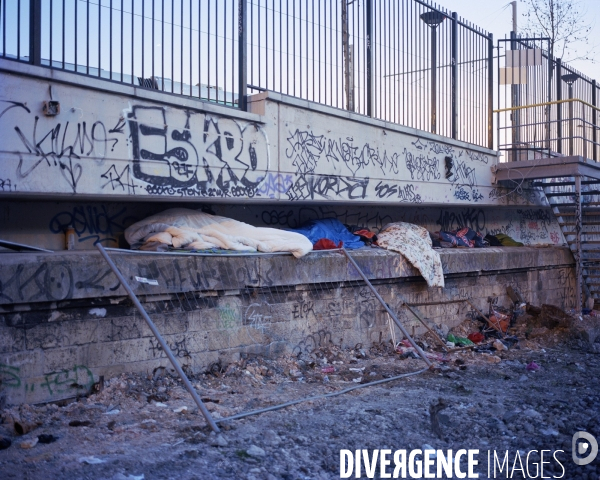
96 244 220 433
341 248 433 367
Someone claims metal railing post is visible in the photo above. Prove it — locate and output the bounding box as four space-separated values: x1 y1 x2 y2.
95 245 220 433
488 32 494 150
569 84 574 155
593 80 598 161
238 0 248 111
29 0 42 66
556 59 563 154
451 12 458 140
341 249 432 368
431 26 438 135
366 0 373 117
510 31 520 156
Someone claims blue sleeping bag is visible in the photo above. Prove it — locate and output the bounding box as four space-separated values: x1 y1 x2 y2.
290 218 365 249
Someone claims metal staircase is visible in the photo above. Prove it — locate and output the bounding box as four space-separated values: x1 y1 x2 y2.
534 176 600 307
492 35 600 311
492 157 600 312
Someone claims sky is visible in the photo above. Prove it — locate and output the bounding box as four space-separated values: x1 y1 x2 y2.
437 0 600 80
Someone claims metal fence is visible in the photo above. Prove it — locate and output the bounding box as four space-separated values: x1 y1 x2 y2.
496 35 600 161
1 0 493 148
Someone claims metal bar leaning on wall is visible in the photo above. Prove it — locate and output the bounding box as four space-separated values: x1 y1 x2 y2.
95 244 221 433
341 248 433 367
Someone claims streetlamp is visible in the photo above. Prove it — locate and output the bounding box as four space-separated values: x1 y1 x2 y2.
420 11 445 135
562 73 580 156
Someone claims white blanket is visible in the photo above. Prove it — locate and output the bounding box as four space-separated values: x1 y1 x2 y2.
376 222 445 288
125 208 313 258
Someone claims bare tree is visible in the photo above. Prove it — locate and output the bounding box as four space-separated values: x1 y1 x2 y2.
521 0 592 61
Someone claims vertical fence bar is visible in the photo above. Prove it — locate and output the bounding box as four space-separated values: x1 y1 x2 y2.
223 0 227 101
29 0 41 65
121 0 123 82
556 58 563 154
569 83 574 156
50 0 53 67
130 0 134 84
593 80 597 161
62 0 65 69
152 0 155 85
180 0 183 94
141 0 144 81
2 0 6 58
488 32 494 150
170 0 173 93
110 0 113 78
97 0 101 76
431 25 436 134
238 0 247 110
450 12 457 139
366 0 373 116
215 0 219 99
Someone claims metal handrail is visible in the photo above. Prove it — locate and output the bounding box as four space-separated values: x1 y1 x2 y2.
494 97 600 114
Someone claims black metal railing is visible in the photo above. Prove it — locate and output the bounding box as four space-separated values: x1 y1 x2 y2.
1 0 493 148
496 35 600 161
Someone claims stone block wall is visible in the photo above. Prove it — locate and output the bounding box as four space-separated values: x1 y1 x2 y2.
0 247 575 405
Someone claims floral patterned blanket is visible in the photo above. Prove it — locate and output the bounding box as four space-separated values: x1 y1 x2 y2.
376 222 445 288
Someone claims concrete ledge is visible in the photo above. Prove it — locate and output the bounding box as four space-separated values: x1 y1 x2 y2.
0 246 576 405
0 247 574 307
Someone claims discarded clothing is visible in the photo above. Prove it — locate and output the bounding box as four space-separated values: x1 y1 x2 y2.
290 219 364 250
447 334 474 346
313 239 343 250
352 228 378 246
494 233 524 247
430 232 454 249
484 234 503 247
439 228 486 248
125 208 313 258
467 332 485 344
376 222 445 288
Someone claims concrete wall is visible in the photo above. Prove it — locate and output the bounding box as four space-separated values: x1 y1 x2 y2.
0 247 575 405
0 59 545 207
0 59 575 407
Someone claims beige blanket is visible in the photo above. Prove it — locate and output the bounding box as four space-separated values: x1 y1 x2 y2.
377 222 445 288
125 208 313 258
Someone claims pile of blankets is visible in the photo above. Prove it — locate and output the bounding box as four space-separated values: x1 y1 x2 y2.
376 222 445 288
431 228 524 248
290 219 365 250
124 208 313 258
124 211 448 288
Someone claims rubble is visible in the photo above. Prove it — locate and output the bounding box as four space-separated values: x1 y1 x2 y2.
0 302 599 478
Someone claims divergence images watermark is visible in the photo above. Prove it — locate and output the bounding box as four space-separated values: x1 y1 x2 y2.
339 432 598 478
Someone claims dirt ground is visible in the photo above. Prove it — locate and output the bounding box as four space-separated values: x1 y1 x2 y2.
1 309 600 480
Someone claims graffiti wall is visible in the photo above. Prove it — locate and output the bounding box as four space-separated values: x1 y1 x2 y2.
0 67 545 207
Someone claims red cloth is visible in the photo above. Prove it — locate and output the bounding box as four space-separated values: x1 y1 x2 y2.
354 229 376 239
313 238 343 250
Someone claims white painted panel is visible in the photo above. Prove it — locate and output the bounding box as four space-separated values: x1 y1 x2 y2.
506 49 542 67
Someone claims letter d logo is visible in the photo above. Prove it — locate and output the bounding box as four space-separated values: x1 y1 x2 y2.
572 432 598 466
